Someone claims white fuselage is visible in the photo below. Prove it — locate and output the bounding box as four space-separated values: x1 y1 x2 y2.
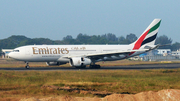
9 44 140 63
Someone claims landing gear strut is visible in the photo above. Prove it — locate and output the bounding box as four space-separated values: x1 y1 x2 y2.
25 62 30 69
89 61 101 69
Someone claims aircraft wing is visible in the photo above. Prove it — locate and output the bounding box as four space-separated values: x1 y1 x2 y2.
64 49 149 60
85 49 149 59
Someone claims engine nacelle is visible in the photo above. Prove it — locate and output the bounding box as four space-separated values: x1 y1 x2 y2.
69 57 91 67
46 62 66 66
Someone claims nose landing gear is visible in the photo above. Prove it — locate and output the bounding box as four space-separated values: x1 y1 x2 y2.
25 62 30 69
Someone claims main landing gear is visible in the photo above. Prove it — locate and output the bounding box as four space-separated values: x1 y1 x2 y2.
75 66 86 69
74 64 101 69
89 61 101 69
25 62 30 69
75 65 101 69
89 64 101 69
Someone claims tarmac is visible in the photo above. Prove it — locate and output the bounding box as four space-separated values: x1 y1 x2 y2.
0 63 180 71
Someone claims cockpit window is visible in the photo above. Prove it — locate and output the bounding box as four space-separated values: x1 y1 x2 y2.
13 50 19 52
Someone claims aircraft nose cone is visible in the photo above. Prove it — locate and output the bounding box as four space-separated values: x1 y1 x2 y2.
8 52 16 59
8 52 13 58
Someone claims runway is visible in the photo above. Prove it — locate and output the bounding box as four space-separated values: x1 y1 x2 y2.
0 63 180 71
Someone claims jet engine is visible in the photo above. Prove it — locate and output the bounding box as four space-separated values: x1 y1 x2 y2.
46 62 66 66
69 57 91 67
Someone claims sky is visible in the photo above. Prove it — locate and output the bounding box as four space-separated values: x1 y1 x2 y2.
0 0 180 43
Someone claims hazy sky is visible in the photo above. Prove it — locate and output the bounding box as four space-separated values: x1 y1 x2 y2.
0 0 180 42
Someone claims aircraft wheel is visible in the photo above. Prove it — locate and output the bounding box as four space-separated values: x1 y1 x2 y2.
25 61 30 69
75 66 86 69
96 65 101 69
25 65 30 69
90 65 101 69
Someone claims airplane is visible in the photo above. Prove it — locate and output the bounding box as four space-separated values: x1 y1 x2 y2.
8 19 161 69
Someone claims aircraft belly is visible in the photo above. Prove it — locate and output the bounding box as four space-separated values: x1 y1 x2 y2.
57 58 69 62
24 55 60 62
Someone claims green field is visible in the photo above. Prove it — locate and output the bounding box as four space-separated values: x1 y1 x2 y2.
0 69 180 100
0 59 180 100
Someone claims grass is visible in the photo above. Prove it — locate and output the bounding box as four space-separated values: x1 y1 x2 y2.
0 69 180 100
1 58 180 68
0 58 180 100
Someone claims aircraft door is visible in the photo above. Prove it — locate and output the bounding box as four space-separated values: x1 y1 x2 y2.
25 47 30 55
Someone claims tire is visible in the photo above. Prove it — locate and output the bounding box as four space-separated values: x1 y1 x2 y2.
89 65 101 69
25 65 30 69
75 66 86 69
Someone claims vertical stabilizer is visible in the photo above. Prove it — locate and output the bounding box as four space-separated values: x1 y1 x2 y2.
132 19 161 50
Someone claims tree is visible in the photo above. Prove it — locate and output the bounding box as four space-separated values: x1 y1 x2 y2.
118 36 128 44
62 35 76 44
76 33 91 44
171 42 180 51
1 34 179 50
101 33 118 42
0 35 29 49
126 33 137 43
63 35 73 40
155 35 172 49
